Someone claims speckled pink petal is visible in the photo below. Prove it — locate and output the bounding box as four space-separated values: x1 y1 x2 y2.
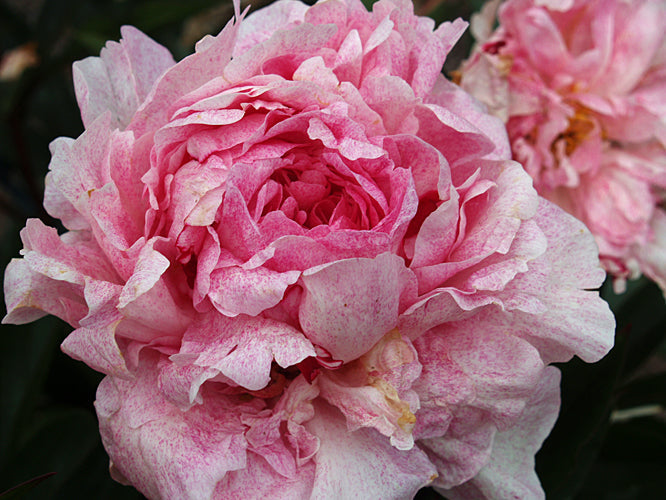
299 253 409 363
214 451 316 499
74 26 175 129
3 258 87 326
20 218 120 285
208 265 300 317
128 7 242 137
440 367 561 500
44 113 116 224
504 199 615 363
306 400 437 498
95 355 250 500
428 75 511 161
413 318 545 488
43 140 89 231
318 330 422 450
173 312 315 392
117 238 191 336
234 0 309 57
61 279 130 378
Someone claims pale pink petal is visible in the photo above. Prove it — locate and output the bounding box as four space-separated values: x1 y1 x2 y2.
234 0 309 57
95 355 250 500
74 26 175 129
214 453 316 499
441 367 561 500
45 113 116 221
61 279 130 378
502 199 615 363
173 313 315 392
299 253 409 363
20 219 120 285
208 265 300 317
413 319 545 488
2 258 87 326
129 11 242 137
117 238 192 336
306 400 437 498
318 330 422 450
43 140 89 231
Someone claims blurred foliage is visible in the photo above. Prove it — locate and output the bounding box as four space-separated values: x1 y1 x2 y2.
0 0 664 499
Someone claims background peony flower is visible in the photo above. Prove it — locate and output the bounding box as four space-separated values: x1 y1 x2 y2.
460 0 666 293
3 0 614 498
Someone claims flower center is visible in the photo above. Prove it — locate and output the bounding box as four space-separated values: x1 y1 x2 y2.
552 107 597 156
249 152 385 230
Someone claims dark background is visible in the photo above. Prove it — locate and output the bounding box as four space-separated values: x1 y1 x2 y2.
0 0 664 498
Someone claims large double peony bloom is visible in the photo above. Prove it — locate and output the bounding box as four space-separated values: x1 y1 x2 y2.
461 0 666 292
4 0 614 498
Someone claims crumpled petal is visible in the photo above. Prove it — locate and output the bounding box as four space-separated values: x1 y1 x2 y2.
96 352 254 499
306 400 437 499
74 26 175 129
440 366 561 500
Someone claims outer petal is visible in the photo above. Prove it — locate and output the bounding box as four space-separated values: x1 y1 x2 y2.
214 452 315 499
504 199 615 363
128 7 242 137
234 0 309 57
413 316 545 488
306 400 437 499
74 26 175 129
19 219 119 286
440 366 561 500
2 258 87 326
60 279 130 378
95 355 251 500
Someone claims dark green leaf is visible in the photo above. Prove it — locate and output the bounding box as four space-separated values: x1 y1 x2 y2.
617 372 666 409
0 472 56 500
0 408 99 498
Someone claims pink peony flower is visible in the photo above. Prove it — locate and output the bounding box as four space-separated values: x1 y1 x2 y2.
3 0 614 498
460 0 666 292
